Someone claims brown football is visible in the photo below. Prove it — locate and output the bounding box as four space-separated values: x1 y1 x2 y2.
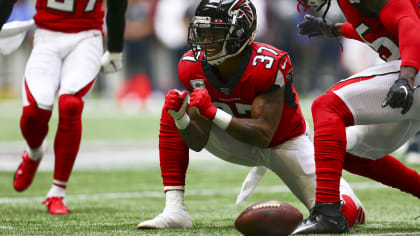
234 200 303 236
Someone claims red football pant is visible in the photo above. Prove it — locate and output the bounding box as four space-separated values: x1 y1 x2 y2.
159 107 189 188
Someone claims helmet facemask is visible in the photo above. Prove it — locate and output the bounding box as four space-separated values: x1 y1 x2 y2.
297 0 329 13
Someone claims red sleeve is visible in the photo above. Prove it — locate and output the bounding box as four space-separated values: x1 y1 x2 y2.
276 55 293 87
177 55 194 91
341 22 363 42
379 0 420 71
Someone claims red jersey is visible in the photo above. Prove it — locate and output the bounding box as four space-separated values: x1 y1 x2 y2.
178 42 306 147
338 0 420 62
34 0 104 33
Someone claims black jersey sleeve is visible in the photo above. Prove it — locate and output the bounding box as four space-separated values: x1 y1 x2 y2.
105 0 127 52
0 0 17 30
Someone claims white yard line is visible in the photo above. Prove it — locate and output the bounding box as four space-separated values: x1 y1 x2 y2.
0 182 386 204
0 141 247 171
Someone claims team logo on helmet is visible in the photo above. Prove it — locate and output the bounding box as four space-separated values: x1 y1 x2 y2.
230 0 255 28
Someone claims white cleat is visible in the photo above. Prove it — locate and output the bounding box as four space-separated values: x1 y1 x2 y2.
340 178 366 224
137 206 192 229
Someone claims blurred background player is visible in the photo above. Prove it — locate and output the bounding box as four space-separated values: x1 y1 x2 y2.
137 0 365 230
12 0 127 215
294 0 420 233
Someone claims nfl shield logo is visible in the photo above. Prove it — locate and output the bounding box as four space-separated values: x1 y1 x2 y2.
190 79 205 89
220 88 230 95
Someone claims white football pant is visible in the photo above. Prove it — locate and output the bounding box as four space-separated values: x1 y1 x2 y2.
22 28 103 109
205 123 317 209
336 60 420 159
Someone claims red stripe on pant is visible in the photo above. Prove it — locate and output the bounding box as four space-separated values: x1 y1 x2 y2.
312 91 354 203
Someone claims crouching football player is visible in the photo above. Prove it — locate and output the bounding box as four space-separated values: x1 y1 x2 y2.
137 0 365 230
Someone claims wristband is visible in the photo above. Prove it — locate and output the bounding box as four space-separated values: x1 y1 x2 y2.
175 113 190 130
213 108 232 130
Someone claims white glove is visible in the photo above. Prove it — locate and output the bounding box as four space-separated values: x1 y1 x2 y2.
100 51 123 73
0 19 34 37
0 19 35 55
236 166 267 205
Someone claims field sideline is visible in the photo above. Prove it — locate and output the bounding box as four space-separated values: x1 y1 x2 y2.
0 98 419 235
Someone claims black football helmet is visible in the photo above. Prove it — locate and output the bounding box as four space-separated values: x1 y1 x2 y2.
188 0 257 66
297 0 331 20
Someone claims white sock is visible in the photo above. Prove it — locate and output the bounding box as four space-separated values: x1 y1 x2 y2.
165 190 185 209
28 140 47 161
46 183 66 199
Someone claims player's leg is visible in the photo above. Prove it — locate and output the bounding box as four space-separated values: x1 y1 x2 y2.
43 30 102 215
344 153 420 198
14 29 61 192
301 61 420 233
344 122 420 199
316 61 420 202
267 131 359 234
138 107 191 229
266 131 316 210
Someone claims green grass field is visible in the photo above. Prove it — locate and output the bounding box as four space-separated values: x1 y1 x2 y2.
1 169 420 235
1 99 419 235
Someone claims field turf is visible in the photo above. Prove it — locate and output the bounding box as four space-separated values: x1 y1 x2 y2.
0 99 419 235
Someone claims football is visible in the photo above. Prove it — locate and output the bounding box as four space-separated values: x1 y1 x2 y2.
234 200 303 236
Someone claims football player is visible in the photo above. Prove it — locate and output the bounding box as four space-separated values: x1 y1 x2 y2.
12 0 127 214
0 0 16 30
293 0 420 233
137 0 365 230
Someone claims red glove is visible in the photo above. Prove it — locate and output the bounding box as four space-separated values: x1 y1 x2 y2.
164 89 188 120
189 88 217 120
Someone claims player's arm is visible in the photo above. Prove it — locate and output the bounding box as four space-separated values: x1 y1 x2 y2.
227 86 284 147
368 0 420 82
178 106 212 152
0 0 17 30
190 86 284 148
297 15 364 42
163 89 211 152
105 0 127 53
101 0 127 73
370 0 420 113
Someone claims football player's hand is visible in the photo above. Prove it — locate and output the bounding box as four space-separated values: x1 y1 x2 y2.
101 51 123 73
297 14 336 38
382 78 414 115
164 89 189 120
190 89 217 120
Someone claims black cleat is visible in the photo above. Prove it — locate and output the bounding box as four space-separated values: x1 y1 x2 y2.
292 202 349 234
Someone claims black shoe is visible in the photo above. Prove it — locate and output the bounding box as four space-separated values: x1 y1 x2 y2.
292 202 349 234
